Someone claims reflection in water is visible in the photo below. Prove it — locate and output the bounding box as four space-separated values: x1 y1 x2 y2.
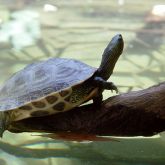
127 5 165 54
0 10 40 50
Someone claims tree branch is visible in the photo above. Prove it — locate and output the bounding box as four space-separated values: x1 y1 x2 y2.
9 82 165 136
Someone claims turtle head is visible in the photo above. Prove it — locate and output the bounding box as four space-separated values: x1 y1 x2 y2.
97 34 124 80
0 111 9 137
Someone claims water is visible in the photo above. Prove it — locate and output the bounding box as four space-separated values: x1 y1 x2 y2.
0 0 165 164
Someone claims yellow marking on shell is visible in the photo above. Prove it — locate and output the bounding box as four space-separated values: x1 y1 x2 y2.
47 90 73 112
10 82 96 122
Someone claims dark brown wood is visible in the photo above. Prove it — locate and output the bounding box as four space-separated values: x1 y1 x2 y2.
9 82 165 136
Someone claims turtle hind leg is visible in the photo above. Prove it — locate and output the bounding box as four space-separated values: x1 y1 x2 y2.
0 112 8 137
93 76 118 93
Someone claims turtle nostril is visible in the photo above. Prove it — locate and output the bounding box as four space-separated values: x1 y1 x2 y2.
117 34 123 42
118 34 122 38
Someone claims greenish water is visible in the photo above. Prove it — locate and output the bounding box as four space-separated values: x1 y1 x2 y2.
0 0 165 164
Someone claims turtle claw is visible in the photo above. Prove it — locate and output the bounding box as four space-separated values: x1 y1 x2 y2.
113 88 118 93
113 86 118 93
109 82 118 93
115 88 118 93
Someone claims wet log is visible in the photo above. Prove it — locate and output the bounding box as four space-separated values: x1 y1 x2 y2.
9 82 165 136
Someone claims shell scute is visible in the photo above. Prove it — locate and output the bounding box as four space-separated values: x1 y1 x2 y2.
15 77 25 86
59 90 70 97
30 90 44 100
19 105 32 110
32 101 46 108
45 95 58 104
53 102 65 111
30 110 50 117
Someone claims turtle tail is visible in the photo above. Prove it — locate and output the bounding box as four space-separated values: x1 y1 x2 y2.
97 34 124 80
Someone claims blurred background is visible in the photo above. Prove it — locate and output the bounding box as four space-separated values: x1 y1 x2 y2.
0 0 165 165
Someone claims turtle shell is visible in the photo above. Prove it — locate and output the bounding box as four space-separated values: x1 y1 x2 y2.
0 58 96 113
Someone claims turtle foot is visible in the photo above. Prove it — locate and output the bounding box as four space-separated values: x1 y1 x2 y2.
93 77 118 93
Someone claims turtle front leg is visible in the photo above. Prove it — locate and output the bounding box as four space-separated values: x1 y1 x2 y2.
93 92 103 105
93 77 118 93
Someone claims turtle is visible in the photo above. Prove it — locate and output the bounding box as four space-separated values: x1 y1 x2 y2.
0 34 124 137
